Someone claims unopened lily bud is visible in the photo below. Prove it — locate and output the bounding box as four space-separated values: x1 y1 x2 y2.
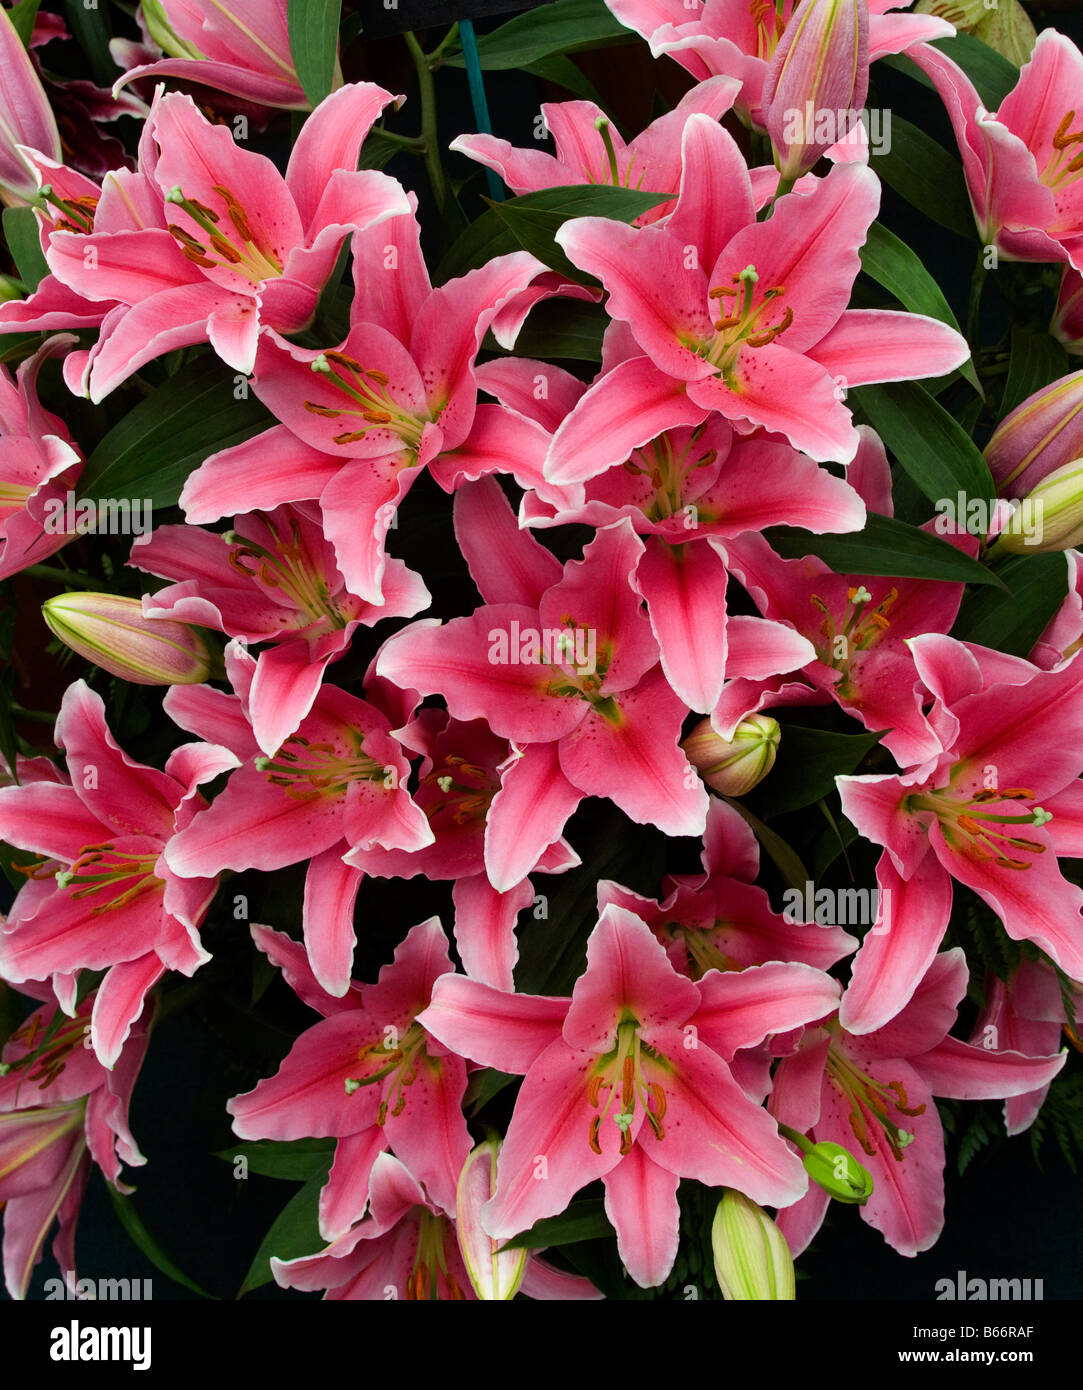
711 1190 795 1301
42 592 212 685
802 1139 873 1204
984 370 1083 499
682 715 780 796
915 0 1036 66
456 1141 528 1300
140 0 205 59
1052 269 1083 359
762 0 870 181
996 458 1083 554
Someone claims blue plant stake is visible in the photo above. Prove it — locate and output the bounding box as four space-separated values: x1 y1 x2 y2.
458 19 504 201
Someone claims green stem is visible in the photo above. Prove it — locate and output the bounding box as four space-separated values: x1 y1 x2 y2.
25 564 108 591
9 704 56 724
374 126 426 152
759 172 795 221
405 31 447 213
427 21 460 69
967 251 988 358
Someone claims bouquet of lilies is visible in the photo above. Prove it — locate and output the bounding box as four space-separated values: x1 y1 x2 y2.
1 0 1080 1302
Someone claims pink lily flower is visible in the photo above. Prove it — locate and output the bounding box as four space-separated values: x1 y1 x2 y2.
0 680 238 1067
0 1 62 205
1031 549 1083 669
450 76 739 219
603 0 951 129
486 335 862 710
112 0 313 110
179 208 548 604
163 642 433 996
345 708 580 991
228 920 471 1237
771 950 1065 1256
129 502 430 756
836 633 1083 1034
44 84 410 399
377 507 712 843
554 115 971 463
715 429 979 766
0 334 84 582
419 903 841 1287
911 31 1083 269
271 1152 601 1300
968 957 1076 1135
0 989 150 1298
598 797 857 978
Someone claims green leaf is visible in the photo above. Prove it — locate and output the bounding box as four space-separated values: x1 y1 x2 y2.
435 206 517 285
8 0 42 48
287 0 340 108
79 354 272 511
217 1138 335 1183
522 54 607 105
851 382 996 514
721 798 810 893
62 0 115 86
929 32 1019 109
491 297 606 363
463 1067 518 1116
754 727 884 819
488 184 669 282
240 1160 331 1295
952 552 1068 656
2 206 48 291
105 1185 217 1299
447 0 631 70
498 1199 612 1251
859 222 980 392
874 115 975 240
763 512 1002 585
1001 325 1070 417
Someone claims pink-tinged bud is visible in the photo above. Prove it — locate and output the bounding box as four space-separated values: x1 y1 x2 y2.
997 458 1083 554
762 0 870 182
711 1191 795 1301
984 370 1083 499
455 1141 528 1300
682 714 781 796
1052 269 1083 358
42 592 212 685
0 6 62 206
915 0 1036 66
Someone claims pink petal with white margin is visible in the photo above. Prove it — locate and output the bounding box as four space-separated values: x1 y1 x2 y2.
640 1028 807 1206
417 973 568 1075
519 1256 603 1299
451 874 531 991
603 1142 680 1289
302 849 364 998
285 83 401 230
349 207 431 347
89 953 165 1069
636 535 728 712
721 614 816 679
544 355 709 485
180 425 339 525
383 1050 471 1217
1042 779 1083 857
249 642 336 758
318 1127 386 1242
808 310 972 387
452 475 562 607
693 962 841 1060
913 1034 1065 1101
485 740 582 892
250 922 364 1018
836 772 931 878
774 1180 831 1259
665 114 755 277
558 667 709 838
2 1146 87 1299
839 850 954 1035
162 684 259 761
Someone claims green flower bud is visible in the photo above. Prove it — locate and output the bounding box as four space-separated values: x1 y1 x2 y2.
711 1190 795 1301
42 592 212 685
682 715 781 796
802 1139 874 1204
